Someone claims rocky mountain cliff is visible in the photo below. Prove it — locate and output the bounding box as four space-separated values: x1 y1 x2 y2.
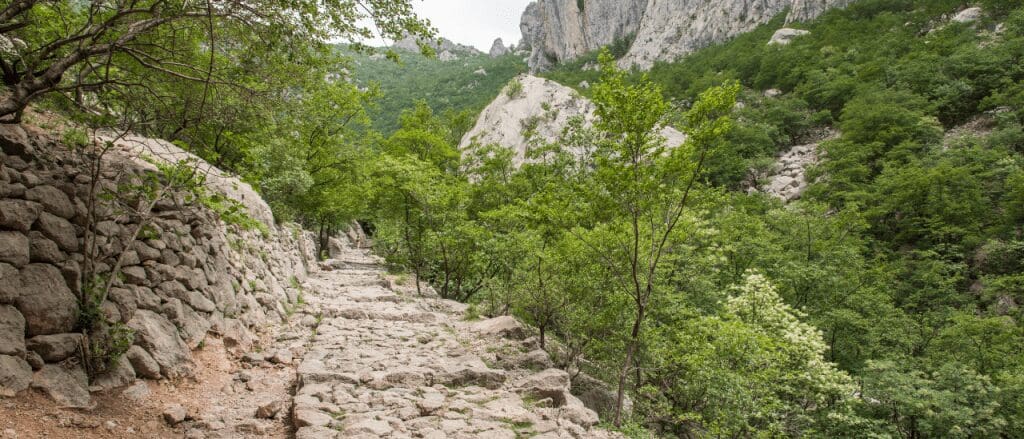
520 0 855 71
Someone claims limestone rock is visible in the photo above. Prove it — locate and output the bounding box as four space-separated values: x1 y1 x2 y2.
953 7 983 23
471 315 528 340
35 211 78 251
163 403 188 425
769 28 811 45
460 75 685 166
0 305 25 356
25 185 75 219
126 345 162 380
0 263 21 303
489 38 510 57
16 263 78 336
0 199 41 231
28 232 63 263
26 333 83 362
127 310 192 378
256 399 286 419
520 0 647 71
0 354 31 397
516 368 571 405
0 232 29 267
31 364 92 408
91 356 136 391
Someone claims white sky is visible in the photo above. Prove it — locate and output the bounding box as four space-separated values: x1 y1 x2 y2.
410 0 534 50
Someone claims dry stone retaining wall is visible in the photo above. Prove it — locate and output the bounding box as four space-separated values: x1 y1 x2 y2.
0 123 319 407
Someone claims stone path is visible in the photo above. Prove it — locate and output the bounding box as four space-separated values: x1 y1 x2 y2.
289 247 621 439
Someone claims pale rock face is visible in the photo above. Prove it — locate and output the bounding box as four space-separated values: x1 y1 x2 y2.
769 28 812 46
521 0 647 71
460 75 685 166
520 0 854 71
489 38 510 57
953 7 984 23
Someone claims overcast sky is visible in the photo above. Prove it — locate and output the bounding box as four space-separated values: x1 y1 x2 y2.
409 0 534 50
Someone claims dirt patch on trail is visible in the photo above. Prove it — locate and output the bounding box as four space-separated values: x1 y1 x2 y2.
0 336 298 439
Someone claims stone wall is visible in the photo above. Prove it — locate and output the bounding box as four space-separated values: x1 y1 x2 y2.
0 123 318 408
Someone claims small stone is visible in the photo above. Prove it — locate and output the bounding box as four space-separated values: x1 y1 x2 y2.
255 399 286 419
28 232 63 263
163 403 188 425
293 409 332 428
24 351 44 370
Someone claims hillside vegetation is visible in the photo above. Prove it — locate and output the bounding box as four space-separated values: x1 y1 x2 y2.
345 47 527 134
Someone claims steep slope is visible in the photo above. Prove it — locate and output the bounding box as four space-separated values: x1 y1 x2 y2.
459 75 685 165
520 0 855 71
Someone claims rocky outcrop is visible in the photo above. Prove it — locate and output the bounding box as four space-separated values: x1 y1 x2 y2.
0 122 319 407
760 143 819 201
768 28 812 46
460 75 685 165
520 0 855 71
489 38 511 57
520 0 647 71
392 35 482 57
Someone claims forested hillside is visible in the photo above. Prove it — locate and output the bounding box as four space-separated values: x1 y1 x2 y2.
2 0 1022 438
345 46 527 134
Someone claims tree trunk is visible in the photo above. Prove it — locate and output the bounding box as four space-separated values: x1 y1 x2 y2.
614 304 644 427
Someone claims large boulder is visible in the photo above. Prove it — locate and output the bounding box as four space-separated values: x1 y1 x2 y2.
125 345 161 380
31 364 92 408
0 305 25 356
127 310 192 378
515 368 571 406
471 315 528 340
0 354 31 397
15 263 78 336
768 28 811 45
953 7 983 23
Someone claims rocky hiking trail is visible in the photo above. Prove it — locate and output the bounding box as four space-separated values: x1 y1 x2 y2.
3 242 620 439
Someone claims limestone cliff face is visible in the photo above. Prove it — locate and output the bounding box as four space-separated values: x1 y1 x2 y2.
520 0 647 71
521 0 855 71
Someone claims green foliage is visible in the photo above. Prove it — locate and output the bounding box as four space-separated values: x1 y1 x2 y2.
345 46 527 134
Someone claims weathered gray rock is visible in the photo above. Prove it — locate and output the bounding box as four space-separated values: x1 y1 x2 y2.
0 232 29 267
121 380 151 402
953 7 983 23
489 38 510 57
26 333 83 362
769 28 811 45
0 354 31 397
0 263 21 303
516 368 571 406
31 364 92 408
471 315 528 340
35 211 78 251
15 263 78 336
125 345 162 380
0 124 31 157
520 0 647 71
256 399 286 419
127 310 192 378
121 265 148 285
91 355 136 391
0 305 25 356
28 232 63 263
222 318 253 356
0 199 41 231
25 185 75 219
163 403 188 425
